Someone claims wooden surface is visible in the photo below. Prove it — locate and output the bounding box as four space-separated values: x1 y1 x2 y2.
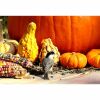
0 71 100 84
0 72 89 84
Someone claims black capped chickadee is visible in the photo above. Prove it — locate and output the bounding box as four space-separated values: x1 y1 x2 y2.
42 51 55 80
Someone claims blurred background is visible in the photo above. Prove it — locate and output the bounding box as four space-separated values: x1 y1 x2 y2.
0 16 8 38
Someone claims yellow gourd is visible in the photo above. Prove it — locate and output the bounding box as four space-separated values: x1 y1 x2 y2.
0 19 19 54
39 38 60 64
17 22 38 62
0 39 19 54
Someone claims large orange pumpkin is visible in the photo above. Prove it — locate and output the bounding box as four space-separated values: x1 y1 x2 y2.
8 16 100 53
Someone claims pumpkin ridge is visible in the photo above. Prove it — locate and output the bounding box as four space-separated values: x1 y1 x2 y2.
67 53 74 68
73 54 78 68
88 17 92 52
70 16 73 51
77 53 87 68
93 55 100 68
68 16 72 51
71 16 75 51
89 54 99 63
52 17 56 44
96 56 100 67
76 53 80 68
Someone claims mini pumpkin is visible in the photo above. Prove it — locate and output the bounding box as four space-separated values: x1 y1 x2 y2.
17 22 38 62
87 49 100 68
39 38 60 64
60 52 87 69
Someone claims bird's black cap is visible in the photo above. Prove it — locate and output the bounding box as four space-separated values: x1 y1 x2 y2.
46 51 55 58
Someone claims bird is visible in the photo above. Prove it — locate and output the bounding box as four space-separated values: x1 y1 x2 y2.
41 51 55 80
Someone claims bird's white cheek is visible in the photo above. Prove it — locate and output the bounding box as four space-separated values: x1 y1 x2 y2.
48 55 54 59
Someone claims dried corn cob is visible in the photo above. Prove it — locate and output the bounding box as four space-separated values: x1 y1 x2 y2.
0 53 33 69
0 60 28 78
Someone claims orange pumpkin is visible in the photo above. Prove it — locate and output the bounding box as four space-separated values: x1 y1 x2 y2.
8 16 100 53
60 52 87 69
87 49 100 68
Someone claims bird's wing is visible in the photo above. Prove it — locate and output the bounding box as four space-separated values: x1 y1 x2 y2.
42 58 54 73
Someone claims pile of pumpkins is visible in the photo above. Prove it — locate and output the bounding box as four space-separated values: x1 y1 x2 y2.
7 16 100 69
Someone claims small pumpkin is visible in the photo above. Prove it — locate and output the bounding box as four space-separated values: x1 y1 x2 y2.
60 52 87 69
39 38 60 64
17 22 38 62
87 49 100 68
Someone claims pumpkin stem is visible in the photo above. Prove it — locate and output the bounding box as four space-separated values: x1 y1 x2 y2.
0 19 4 42
72 52 76 55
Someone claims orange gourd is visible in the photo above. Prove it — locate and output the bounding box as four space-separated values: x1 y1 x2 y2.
8 16 100 53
